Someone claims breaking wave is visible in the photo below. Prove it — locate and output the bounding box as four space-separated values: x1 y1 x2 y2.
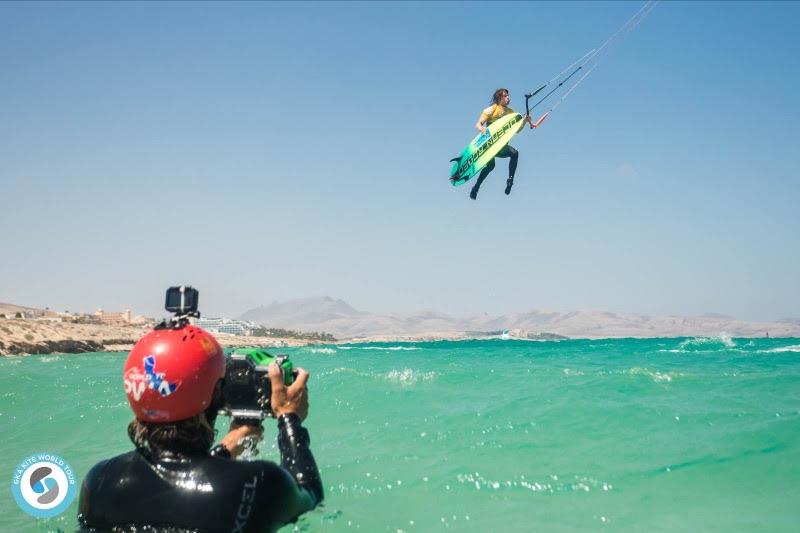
762 345 800 353
674 334 736 352
384 368 436 385
360 346 422 351
308 347 337 355
625 367 679 382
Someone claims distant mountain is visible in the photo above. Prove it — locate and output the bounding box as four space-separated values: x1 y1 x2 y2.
238 298 800 339
239 298 466 336
239 297 362 330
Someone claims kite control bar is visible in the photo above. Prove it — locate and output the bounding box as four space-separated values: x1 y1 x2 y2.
524 66 582 129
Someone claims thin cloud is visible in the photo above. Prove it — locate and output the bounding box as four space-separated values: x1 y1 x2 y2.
615 162 640 180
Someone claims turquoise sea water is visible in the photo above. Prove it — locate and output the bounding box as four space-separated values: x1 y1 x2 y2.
2 337 800 532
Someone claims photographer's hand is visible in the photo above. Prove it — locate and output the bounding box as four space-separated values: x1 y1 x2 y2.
269 363 310 421
219 423 264 458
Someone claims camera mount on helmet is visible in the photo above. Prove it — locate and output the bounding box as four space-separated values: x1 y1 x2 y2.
156 286 200 330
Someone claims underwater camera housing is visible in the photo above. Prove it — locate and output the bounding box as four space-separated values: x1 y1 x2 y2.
219 348 296 423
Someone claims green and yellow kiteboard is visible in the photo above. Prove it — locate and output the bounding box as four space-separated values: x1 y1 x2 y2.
449 112 526 186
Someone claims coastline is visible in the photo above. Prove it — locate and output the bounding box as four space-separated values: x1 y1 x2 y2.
0 320 324 356
1 319 796 356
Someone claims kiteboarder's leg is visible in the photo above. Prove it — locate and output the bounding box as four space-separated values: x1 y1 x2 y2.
496 145 518 195
470 159 495 200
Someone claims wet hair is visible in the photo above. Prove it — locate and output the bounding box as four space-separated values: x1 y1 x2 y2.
492 88 509 105
128 411 218 456
127 381 223 456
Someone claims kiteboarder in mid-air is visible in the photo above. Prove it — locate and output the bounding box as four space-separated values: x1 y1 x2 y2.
449 2 658 202
469 89 534 200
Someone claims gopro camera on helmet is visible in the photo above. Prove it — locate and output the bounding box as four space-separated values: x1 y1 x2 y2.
165 286 199 316
155 286 202 330
219 348 296 423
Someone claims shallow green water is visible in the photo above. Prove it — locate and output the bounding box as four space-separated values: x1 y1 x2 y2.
2 337 799 532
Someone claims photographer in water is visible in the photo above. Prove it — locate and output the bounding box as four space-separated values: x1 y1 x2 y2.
78 288 323 532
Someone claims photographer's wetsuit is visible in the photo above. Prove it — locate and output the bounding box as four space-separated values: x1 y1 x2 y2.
78 414 322 533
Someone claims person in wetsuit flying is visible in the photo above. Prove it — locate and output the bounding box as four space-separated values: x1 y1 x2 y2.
78 324 323 533
470 88 534 200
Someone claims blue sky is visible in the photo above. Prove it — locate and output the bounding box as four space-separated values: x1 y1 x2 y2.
1 1 798 321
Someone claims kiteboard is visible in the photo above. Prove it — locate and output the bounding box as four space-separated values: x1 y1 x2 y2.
449 112 526 186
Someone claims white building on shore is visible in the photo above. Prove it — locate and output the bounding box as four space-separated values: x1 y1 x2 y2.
192 317 259 336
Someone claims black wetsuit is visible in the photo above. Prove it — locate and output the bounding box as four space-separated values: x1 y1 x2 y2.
78 414 323 533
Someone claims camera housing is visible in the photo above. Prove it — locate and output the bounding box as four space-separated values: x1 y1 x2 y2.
165 286 199 316
220 347 296 422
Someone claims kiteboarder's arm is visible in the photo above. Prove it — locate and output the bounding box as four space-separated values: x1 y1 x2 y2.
475 116 487 134
475 105 493 134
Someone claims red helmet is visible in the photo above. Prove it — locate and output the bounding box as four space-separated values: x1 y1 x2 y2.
123 325 225 423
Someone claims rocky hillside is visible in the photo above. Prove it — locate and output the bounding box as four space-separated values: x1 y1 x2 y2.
0 320 150 355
